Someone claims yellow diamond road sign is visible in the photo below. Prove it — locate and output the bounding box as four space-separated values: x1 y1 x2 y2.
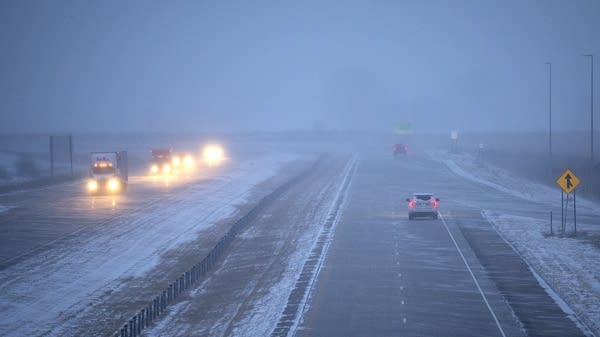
556 169 581 194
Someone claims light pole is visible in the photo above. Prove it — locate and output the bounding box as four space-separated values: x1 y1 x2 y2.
583 54 594 162
546 62 552 158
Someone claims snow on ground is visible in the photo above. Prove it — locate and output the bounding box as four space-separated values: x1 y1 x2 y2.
144 156 356 337
429 150 600 215
232 158 356 337
228 209 326 337
429 150 600 336
0 205 14 214
0 152 299 337
484 211 600 336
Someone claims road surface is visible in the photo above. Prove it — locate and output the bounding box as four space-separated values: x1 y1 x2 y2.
0 144 594 337
295 152 587 337
0 149 306 336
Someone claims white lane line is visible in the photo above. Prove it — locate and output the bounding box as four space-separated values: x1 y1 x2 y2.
439 212 507 337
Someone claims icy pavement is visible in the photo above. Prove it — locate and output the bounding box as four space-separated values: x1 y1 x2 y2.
0 152 299 337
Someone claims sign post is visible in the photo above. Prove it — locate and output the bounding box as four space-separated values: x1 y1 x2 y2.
555 168 581 234
561 190 564 232
574 190 577 233
450 130 458 153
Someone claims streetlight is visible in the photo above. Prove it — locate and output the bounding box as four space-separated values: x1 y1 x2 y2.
545 62 552 158
583 54 594 162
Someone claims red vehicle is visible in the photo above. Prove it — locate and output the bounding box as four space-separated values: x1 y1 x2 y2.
392 143 408 157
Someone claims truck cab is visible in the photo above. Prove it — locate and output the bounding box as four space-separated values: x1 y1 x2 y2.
149 148 173 175
87 152 128 194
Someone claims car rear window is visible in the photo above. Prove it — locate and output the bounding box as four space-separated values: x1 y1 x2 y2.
415 195 432 201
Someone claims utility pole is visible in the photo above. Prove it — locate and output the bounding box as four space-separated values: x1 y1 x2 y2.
546 62 552 158
583 54 594 162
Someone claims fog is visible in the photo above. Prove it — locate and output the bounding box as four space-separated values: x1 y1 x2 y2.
0 1 598 134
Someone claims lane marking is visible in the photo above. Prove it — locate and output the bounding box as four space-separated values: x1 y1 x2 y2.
439 212 507 337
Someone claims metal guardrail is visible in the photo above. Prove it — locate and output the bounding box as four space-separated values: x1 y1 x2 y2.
113 158 322 337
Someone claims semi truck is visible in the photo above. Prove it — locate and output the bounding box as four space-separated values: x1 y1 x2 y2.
86 151 128 194
149 148 173 175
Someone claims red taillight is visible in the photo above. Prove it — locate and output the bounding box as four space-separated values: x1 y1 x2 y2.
408 200 416 208
431 200 439 208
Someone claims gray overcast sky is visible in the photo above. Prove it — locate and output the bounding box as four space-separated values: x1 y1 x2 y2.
0 0 599 133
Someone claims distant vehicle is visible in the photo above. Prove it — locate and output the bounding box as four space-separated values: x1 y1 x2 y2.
393 143 408 157
171 152 196 172
406 193 439 220
86 151 128 194
202 144 225 166
150 148 173 175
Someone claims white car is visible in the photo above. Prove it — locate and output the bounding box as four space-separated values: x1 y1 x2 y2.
406 193 440 220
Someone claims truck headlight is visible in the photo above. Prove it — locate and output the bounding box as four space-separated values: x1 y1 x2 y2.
203 145 225 165
107 178 120 192
150 164 159 174
87 179 98 192
183 154 194 167
162 164 171 174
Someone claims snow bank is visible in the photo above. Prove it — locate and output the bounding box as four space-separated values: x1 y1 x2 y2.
484 211 600 337
430 150 600 215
